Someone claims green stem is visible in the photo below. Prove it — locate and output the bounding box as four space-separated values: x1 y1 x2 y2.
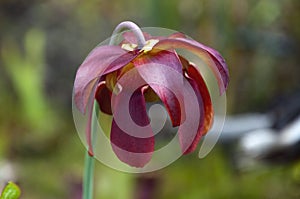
83 102 98 199
83 151 95 199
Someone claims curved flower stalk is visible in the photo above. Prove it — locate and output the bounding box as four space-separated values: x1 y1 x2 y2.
74 21 229 168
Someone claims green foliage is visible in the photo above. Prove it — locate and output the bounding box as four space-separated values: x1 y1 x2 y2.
0 182 21 199
1 28 56 133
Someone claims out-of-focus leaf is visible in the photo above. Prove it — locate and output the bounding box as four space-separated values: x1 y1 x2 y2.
0 182 21 199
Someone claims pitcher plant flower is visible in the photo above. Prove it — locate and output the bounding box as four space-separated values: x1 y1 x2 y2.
74 21 229 167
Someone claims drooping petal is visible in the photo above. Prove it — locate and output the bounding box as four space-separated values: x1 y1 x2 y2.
85 95 95 156
181 64 214 154
110 87 154 167
95 82 112 115
74 45 140 114
187 64 214 136
150 85 182 126
153 37 229 94
133 50 185 127
179 76 204 154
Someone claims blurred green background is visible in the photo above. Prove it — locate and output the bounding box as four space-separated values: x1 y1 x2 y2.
1 0 300 198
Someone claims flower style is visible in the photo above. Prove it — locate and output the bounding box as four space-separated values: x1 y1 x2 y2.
74 22 229 167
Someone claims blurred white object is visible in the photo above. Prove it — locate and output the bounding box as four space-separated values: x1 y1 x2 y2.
279 116 300 146
239 129 277 158
219 113 273 141
239 116 300 159
0 160 16 192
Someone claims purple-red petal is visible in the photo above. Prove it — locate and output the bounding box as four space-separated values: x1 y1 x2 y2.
150 85 183 127
153 37 229 94
110 88 154 167
179 76 204 154
74 45 140 114
133 50 185 126
187 65 214 136
182 64 214 154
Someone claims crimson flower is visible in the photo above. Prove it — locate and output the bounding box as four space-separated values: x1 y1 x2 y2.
74 24 229 167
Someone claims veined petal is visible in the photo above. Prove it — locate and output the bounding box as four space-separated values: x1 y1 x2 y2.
74 45 140 114
179 76 204 154
133 50 185 126
110 87 154 167
150 85 182 126
181 64 214 154
187 65 214 136
153 37 229 94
